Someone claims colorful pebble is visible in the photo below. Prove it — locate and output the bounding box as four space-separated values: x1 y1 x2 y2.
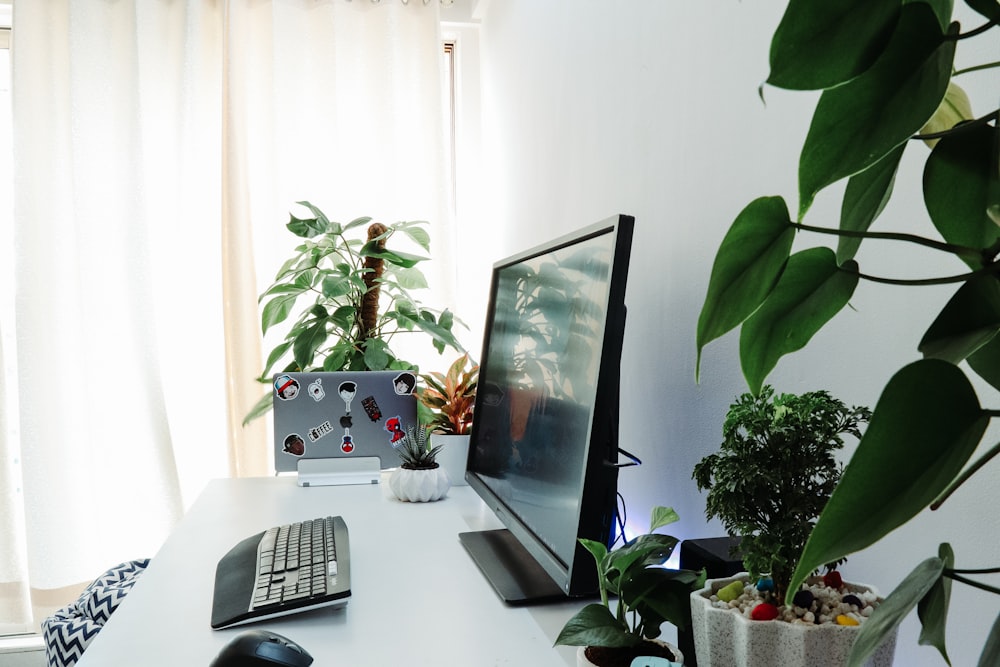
792 589 815 609
823 571 844 589
842 594 863 608
756 577 774 592
836 614 859 626
751 603 780 621
717 580 744 602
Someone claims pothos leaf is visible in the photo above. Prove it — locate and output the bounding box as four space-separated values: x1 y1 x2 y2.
789 360 987 597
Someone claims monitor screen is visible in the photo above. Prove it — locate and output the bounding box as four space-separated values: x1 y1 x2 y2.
460 214 634 603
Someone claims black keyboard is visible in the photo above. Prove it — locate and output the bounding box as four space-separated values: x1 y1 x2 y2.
211 516 351 629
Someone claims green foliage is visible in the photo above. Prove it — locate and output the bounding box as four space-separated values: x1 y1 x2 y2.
417 353 479 435
395 424 442 470
696 1 1000 663
554 507 706 650
243 201 464 424
693 387 870 606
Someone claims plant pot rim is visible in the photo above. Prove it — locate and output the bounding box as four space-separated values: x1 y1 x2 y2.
692 572 883 611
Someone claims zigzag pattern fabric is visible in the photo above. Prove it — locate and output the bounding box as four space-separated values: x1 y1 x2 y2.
42 558 151 667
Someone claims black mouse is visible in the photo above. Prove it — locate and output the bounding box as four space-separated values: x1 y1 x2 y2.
210 629 314 667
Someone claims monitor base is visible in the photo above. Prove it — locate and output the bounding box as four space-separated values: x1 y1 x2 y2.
459 529 567 605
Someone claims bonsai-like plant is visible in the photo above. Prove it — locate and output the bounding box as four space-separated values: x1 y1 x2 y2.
244 201 464 423
417 353 479 435
696 2 999 664
555 506 706 665
395 424 442 470
692 386 871 607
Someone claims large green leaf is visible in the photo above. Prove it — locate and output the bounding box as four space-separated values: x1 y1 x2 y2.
554 603 633 648
650 506 680 532
798 3 955 217
917 543 955 665
979 609 1000 667
919 275 1000 362
767 0 898 90
696 197 795 375
739 247 859 394
967 333 1000 392
923 123 1000 269
293 318 328 370
360 241 427 269
966 0 1000 23
837 144 905 264
363 337 391 370
241 392 274 426
847 554 947 667
261 294 299 335
788 359 988 597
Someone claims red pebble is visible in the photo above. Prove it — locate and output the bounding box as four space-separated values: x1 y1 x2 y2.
751 602 779 621
823 571 844 589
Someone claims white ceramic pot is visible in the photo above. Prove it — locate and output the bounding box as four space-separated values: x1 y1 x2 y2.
431 433 470 486
576 639 683 666
689 573 897 667
387 465 450 502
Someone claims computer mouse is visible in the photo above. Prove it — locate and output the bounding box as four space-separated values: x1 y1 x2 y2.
210 629 314 667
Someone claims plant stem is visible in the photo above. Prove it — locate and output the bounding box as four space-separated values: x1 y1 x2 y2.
954 20 997 40
954 60 1000 77
931 438 1000 510
945 572 1000 596
790 221 984 260
952 567 1000 575
846 264 1000 287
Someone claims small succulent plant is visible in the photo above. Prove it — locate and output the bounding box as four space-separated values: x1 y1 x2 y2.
395 424 443 470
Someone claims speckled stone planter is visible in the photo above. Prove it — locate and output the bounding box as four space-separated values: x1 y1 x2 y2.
689 573 897 667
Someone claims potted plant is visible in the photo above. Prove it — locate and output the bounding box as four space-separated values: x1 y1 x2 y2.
693 386 870 607
689 387 896 666
417 353 478 485
695 2 999 664
244 201 464 423
387 424 450 502
555 506 706 667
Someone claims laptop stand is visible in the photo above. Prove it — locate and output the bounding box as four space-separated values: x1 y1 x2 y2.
296 457 381 487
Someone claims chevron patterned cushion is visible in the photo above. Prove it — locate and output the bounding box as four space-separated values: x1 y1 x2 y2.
42 559 151 667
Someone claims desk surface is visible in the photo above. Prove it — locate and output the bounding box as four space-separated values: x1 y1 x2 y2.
77 476 582 665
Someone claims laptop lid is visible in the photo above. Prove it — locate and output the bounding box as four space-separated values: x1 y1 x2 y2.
272 370 418 473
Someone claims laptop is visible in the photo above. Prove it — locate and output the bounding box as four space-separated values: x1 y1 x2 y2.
272 370 418 484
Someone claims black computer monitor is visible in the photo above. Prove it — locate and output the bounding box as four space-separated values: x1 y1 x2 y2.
460 214 634 604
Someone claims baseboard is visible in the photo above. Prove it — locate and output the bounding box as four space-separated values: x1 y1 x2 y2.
0 633 44 653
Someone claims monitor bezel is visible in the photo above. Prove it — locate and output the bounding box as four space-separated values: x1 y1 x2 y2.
462 214 635 600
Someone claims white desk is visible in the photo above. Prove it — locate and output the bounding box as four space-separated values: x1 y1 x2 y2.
77 476 582 665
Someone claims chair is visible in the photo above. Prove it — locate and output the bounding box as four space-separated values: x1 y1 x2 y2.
42 559 150 667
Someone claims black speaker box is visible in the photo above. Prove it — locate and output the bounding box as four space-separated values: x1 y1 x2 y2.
677 536 744 667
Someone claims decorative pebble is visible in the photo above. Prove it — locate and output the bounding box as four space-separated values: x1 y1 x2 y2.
836 614 860 626
792 589 814 609
842 594 863 608
717 580 744 602
823 571 844 589
756 577 774 592
751 603 779 621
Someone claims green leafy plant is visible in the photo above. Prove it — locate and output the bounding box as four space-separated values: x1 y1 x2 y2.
395 424 442 470
244 201 464 423
417 353 479 435
692 386 871 606
695 2 1000 664
554 506 706 659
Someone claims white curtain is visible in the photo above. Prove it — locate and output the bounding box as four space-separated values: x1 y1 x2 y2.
2 0 448 633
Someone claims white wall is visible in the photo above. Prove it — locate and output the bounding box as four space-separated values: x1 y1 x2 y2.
470 1 999 665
